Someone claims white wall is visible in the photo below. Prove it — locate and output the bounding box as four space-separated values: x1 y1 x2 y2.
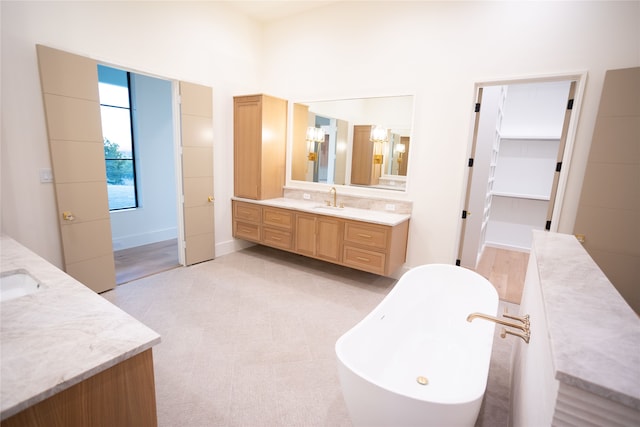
0 1 261 267
262 1 640 267
1 1 639 272
109 73 177 250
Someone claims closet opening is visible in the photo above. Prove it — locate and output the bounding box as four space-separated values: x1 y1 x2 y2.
98 65 180 285
457 74 585 303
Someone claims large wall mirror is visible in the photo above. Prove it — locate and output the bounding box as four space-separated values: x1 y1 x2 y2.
290 95 414 191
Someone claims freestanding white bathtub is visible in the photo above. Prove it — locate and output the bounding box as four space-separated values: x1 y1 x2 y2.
335 264 499 427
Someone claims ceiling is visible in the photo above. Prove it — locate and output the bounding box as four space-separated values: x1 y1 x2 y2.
223 0 342 22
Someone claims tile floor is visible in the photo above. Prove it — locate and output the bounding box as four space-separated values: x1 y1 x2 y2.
102 245 518 427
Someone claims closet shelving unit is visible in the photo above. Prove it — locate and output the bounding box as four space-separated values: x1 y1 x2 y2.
479 86 507 252
484 133 560 251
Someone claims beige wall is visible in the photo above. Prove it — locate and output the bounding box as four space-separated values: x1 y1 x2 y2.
574 67 640 312
1 1 639 271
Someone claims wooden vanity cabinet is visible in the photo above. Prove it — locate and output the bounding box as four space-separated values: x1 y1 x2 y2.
342 220 408 275
233 94 288 200
2 350 157 427
232 200 410 276
295 214 342 263
232 200 262 242
262 207 294 251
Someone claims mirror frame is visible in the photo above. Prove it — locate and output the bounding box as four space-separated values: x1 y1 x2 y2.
285 94 415 196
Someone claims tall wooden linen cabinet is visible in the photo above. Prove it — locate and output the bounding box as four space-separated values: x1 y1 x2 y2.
233 94 288 200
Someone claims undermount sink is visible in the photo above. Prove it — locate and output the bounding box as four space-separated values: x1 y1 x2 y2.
313 204 346 211
0 269 42 302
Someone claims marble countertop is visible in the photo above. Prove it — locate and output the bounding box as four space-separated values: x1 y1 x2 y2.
532 231 640 410
0 235 161 420
232 197 411 226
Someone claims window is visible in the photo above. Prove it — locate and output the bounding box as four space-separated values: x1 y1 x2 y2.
98 65 137 210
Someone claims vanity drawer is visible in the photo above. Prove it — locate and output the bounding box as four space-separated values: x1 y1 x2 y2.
262 226 293 250
344 221 389 250
343 246 386 275
263 207 293 229
233 201 262 223
234 221 260 242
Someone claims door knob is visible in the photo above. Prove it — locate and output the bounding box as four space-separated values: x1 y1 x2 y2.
207 196 214 203
62 211 75 221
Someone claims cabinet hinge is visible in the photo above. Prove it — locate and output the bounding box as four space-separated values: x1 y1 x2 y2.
461 210 468 219
556 162 562 172
455 259 461 266
468 158 474 167
567 99 574 110
475 103 481 113
545 221 551 231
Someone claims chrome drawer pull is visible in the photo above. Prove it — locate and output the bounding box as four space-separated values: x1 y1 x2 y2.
356 256 370 262
270 236 282 241
357 233 372 239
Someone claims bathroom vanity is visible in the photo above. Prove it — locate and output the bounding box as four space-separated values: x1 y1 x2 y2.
232 198 410 276
0 236 161 426
510 231 640 426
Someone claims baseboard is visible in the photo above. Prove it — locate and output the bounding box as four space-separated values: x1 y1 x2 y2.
112 228 177 251
484 241 531 253
215 239 255 257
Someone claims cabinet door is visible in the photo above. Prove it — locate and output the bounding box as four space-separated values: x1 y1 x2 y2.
234 96 261 199
316 217 342 262
295 214 316 256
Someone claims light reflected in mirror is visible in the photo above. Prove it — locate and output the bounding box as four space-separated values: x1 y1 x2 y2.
291 95 413 191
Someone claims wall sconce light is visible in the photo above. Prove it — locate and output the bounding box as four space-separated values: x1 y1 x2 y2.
370 125 389 144
395 142 406 162
370 125 388 165
306 126 324 161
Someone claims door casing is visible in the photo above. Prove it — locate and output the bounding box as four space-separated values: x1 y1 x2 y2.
456 72 587 267
37 44 216 289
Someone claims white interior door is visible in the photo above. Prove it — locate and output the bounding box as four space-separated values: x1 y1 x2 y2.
36 45 116 293
179 82 215 265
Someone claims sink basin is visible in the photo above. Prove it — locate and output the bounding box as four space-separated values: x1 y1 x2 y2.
0 270 42 302
313 205 346 211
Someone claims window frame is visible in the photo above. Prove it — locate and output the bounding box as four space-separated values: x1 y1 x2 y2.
100 70 139 211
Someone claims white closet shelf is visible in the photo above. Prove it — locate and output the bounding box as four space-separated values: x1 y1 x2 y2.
499 135 561 140
491 191 550 201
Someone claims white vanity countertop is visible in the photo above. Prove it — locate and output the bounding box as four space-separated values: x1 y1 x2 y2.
532 231 640 410
232 197 411 226
0 235 161 420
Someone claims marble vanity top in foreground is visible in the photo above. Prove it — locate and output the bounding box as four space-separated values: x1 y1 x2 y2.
232 197 411 226
532 231 640 410
0 235 161 420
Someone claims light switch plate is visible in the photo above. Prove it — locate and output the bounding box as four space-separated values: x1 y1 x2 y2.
39 168 53 183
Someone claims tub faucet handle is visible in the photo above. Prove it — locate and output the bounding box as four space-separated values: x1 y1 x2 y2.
501 327 530 344
503 311 530 327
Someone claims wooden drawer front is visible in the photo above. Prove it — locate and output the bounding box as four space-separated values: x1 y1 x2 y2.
263 208 293 229
263 227 292 250
343 246 386 275
234 201 261 223
234 221 260 241
344 222 388 249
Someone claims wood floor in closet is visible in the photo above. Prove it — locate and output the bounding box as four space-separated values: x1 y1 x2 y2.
474 246 529 304
113 239 179 285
